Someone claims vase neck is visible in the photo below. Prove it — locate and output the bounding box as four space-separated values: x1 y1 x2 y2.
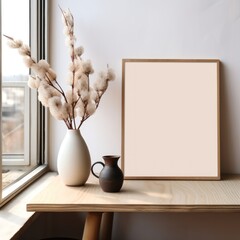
103 155 120 166
65 129 83 139
67 129 81 134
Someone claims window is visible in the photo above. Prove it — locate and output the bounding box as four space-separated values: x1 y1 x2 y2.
0 0 48 206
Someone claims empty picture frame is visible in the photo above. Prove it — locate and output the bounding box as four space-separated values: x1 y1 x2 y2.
122 59 220 180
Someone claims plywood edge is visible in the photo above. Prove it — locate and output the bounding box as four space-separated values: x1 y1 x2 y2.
26 204 240 213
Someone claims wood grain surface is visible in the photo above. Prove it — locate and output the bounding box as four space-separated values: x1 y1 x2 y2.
27 175 240 213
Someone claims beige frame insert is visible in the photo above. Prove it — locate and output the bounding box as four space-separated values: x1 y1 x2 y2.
122 59 220 180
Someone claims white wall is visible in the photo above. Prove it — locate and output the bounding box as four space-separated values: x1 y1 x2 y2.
46 0 240 239
49 0 240 174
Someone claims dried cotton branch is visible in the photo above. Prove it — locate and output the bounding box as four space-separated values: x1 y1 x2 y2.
4 7 115 129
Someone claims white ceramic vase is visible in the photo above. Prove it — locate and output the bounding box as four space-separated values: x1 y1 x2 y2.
57 129 91 186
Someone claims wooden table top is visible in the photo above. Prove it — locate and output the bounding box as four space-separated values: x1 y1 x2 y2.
27 174 240 213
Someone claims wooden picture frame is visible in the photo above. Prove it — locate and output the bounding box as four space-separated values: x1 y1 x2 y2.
122 59 220 180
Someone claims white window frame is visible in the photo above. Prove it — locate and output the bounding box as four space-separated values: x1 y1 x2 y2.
0 0 48 207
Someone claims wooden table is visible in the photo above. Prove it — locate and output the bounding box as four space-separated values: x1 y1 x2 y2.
27 175 240 240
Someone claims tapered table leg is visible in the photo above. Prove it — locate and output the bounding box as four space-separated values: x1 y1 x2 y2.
100 212 114 240
82 212 103 240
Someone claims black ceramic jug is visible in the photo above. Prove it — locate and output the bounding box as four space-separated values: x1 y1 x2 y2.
91 155 124 192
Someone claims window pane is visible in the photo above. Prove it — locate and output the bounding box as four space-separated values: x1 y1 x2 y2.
2 86 24 154
2 0 29 76
1 0 32 189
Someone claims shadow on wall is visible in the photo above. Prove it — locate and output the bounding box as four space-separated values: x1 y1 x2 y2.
219 62 236 174
112 212 240 240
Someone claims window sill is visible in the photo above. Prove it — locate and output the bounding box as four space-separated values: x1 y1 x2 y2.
2 165 49 201
0 172 57 240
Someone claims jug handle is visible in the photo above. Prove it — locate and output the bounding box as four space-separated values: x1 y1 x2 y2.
91 161 105 178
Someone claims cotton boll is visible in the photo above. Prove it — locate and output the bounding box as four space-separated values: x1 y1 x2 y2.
63 26 72 36
92 68 115 93
38 88 50 107
73 93 79 104
38 82 61 107
61 10 67 24
32 64 47 78
37 69 47 79
61 103 70 120
61 8 74 28
48 86 62 98
93 77 108 92
86 100 96 116
7 39 23 48
18 44 30 56
74 75 88 93
93 71 109 91
38 84 51 105
74 59 81 71
79 74 89 90
62 9 74 27
98 71 108 80
66 73 74 85
62 102 72 119
69 60 80 72
40 79 50 86
35 77 41 88
38 95 48 107
66 89 73 104
107 68 116 81
76 97 84 108
48 97 70 120
89 88 99 102
23 56 35 68
74 46 84 57
80 74 88 85
48 96 64 120
48 96 62 109
38 82 50 96
66 89 78 104
69 62 75 72
28 75 40 89
74 70 82 82
80 90 90 102
65 9 74 27
47 68 57 81
75 104 85 118
27 76 36 89
82 60 94 75
38 59 50 71
65 36 75 47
